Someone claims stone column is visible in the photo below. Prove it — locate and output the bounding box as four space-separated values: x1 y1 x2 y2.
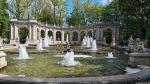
78 31 80 42
61 31 64 43
29 25 32 40
45 29 48 38
53 30 56 44
69 31 72 42
10 24 14 40
15 26 19 40
100 28 103 41
111 29 116 46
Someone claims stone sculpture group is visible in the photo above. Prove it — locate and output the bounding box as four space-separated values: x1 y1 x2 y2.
128 35 145 53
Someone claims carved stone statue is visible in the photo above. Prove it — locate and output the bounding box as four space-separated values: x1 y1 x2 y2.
128 36 145 53
128 35 135 52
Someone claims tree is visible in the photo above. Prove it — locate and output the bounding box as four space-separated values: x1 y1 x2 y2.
0 0 9 38
18 27 29 43
8 0 33 19
118 0 150 39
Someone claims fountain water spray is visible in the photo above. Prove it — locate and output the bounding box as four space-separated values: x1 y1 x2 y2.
106 52 115 59
86 37 91 48
82 36 87 46
37 38 44 50
58 50 80 66
16 44 30 59
49 36 53 45
91 40 97 51
43 37 49 47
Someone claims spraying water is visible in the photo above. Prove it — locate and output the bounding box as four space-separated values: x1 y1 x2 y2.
58 50 80 66
16 44 30 59
91 40 97 51
37 38 44 50
106 52 115 59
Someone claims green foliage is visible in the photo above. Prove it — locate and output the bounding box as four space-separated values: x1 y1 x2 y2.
66 0 105 26
48 31 53 37
103 29 112 44
41 30 45 38
18 27 29 43
0 0 9 38
146 31 150 48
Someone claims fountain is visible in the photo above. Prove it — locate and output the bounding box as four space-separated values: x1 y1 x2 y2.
66 34 69 43
106 52 115 58
90 40 97 51
82 36 87 46
86 37 91 48
49 36 53 45
43 37 49 47
36 38 44 50
0 51 6 56
58 49 80 67
16 44 30 59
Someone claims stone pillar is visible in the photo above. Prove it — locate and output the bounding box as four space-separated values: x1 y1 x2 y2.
61 31 64 43
100 28 103 41
111 29 116 46
29 25 32 40
10 24 14 40
53 30 55 44
78 31 80 42
15 26 19 40
45 29 48 38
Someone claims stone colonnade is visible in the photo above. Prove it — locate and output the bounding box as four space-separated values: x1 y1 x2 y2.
10 19 120 45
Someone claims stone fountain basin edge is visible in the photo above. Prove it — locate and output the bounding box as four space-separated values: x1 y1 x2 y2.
0 65 150 84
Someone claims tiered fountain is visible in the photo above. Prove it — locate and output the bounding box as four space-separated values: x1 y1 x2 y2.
16 44 30 59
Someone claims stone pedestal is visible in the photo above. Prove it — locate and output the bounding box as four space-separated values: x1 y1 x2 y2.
128 53 150 67
0 51 7 69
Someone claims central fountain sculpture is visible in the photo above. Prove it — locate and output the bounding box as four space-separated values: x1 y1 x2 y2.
36 38 44 50
16 44 30 59
58 49 80 67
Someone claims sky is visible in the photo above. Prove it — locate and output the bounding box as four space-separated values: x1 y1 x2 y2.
66 0 113 15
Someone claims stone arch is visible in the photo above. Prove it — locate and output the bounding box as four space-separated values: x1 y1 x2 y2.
56 31 61 41
80 31 86 41
48 30 53 37
72 31 78 41
88 30 92 37
18 27 29 44
103 28 112 44
41 30 45 38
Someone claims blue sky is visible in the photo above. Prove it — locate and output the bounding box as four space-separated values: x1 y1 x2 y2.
66 0 113 15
